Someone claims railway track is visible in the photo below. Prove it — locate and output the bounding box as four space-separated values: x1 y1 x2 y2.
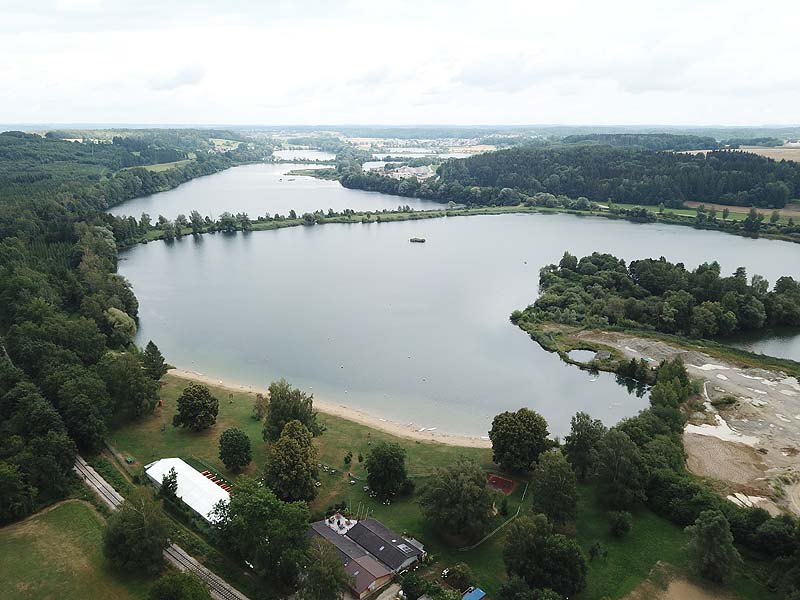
74 455 251 600
73 455 124 510
164 544 250 600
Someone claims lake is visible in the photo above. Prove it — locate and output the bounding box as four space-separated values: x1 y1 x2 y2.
107 163 441 220
273 149 336 161
118 204 800 437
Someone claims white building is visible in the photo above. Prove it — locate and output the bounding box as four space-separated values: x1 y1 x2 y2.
144 457 229 523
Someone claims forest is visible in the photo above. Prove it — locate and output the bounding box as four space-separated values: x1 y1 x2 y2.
514 252 800 338
0 130 268 523
561 133 719 151
340 145 800 209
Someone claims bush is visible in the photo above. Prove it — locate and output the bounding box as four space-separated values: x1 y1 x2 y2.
608 510 632 538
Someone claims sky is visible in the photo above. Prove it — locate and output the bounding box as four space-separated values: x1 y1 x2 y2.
2 0 799 126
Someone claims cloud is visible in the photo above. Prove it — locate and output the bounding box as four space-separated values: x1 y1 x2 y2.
149 65 206 91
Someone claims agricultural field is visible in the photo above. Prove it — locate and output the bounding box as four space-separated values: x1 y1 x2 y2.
106 375 777 599
739 146 800 164
0 500 150 600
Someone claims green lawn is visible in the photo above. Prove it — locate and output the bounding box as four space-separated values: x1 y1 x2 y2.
109 375 779 599
135 159 195 172
0 500 150 600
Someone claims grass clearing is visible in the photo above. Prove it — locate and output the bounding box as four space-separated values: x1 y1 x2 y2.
109 375 779 599
137 158 195 172
0 500 150 600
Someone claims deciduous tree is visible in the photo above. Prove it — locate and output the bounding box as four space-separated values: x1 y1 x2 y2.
563 411 606 479
149 572 211 600
504 515 587 598
531 449 577 525
685 510 742 584
418 457 492 539
263 379 322 442
103 489 169 575
489 408 550 471
300 538 351 600
173 383 219 431
264 420 317 502
212 477 309 585
365 442 408 500
597 429 648 509
218 428 252 472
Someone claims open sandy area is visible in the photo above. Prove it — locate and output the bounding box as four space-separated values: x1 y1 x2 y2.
576 331 800 515
168 368 491 449
625 576 734 600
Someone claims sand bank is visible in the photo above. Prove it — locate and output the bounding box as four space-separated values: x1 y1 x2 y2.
168 368 491 449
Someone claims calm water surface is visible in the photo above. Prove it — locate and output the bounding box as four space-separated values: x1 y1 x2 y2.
273 149 336 161
119 210 800 437
108 163 440 220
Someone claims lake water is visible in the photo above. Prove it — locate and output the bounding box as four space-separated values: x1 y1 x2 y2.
107 163 440 220
273 149 336 161
118 206 800 437
726 328 800 363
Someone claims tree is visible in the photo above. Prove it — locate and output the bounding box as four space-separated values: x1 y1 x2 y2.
563 412 607 479
251 392 267 420
300 538 351 600
418 457 492 539
212 477 309 585
597 429 648 509
498 578 562 600
446 562 474 592
160 467 178 500
364 442 408 500
142 340 168 380
149 572 211 600
264 420 318 502
103 489 169 575
685 510 742 584
489 408 550 471
531 449 577 525
97 352 159 419
503 514 587 597
173 383 219 431
609 510 633 538
218 428 252 471
263 379 322 442
0 461 36 524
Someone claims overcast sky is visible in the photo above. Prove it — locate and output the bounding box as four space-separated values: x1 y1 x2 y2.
3 0 799 126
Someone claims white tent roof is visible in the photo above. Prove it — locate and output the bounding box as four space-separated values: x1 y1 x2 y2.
144 457 229 522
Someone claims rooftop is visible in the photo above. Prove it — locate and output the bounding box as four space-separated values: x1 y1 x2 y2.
144 457 229 523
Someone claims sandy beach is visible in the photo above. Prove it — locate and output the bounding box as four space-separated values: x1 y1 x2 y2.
168 368 491 448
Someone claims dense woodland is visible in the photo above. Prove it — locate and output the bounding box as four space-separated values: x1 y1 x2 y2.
514 252 800 338
341 145 800 209
561 133 719 151
0 130 269 523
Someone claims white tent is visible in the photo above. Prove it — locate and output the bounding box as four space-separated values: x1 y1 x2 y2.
145 457 229 522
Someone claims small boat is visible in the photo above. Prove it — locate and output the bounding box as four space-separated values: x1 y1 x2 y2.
409 237 426 243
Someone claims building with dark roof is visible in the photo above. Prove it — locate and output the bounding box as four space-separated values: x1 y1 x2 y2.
308 515 425 599
345 519 423 572
344 555 393 599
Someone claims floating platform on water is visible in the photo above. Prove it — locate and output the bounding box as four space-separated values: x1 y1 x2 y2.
409 237 426 243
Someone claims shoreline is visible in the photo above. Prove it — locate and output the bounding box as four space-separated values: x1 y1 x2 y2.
168 368 491 448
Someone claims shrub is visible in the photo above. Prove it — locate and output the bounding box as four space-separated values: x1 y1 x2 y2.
608 510 632 538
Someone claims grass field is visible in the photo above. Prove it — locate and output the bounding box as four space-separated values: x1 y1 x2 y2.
107 375 780 599
0 501 150 600
138 158 195 172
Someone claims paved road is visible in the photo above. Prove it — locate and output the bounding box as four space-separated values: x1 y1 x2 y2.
74 455 251 600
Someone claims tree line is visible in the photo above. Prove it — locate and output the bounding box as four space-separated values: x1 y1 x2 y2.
339 145 800 209
0 130 262 525
514 251 800 338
